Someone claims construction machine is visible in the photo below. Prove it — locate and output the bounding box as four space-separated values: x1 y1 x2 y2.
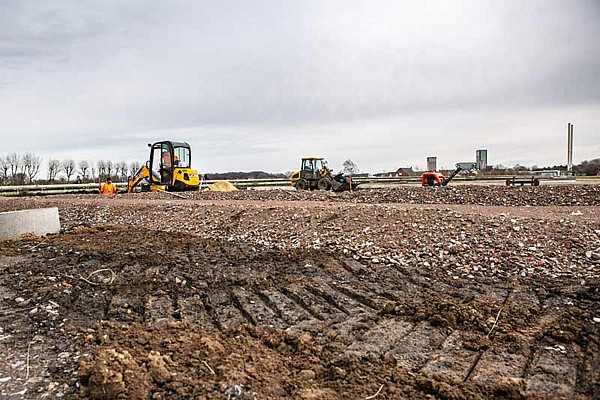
421 162 477 187
127 141 200 193
290 157 358 191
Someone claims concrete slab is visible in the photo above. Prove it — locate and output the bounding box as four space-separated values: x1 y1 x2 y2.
0 207 61 240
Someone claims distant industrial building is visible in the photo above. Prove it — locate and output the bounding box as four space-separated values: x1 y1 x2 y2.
395 167 416 176
476 149 488 171
427 157 437 172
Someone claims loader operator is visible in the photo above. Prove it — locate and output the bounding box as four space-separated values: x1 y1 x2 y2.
161 149 179 183
162 149 171 167
100 177 118 195
161 149 179 167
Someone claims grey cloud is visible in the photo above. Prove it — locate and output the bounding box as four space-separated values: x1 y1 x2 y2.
0 0 599 172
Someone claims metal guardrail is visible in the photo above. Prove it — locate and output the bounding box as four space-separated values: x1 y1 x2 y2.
0 175 584 196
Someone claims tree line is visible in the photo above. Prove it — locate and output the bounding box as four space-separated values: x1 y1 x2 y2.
0 153 141 185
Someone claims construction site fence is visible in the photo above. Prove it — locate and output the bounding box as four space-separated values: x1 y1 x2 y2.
0 175 591 196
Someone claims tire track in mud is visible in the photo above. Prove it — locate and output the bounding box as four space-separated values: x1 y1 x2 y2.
257 255 490 382
255 287 313 326
230 289 259 326
462 286 513 382
305 284 351 315
279 287 325 321
100 249 574 393
517 295 582 398
332 285 384 311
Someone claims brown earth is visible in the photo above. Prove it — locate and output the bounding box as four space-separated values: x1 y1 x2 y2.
0 187 598 399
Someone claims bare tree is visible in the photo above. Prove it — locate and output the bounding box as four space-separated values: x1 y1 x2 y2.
97 160 107 178
78 160 90 182
22 153 41 184
113 162 122 182
130 161 141 177
48 159 60 182
106 160 114 179
62 159 76 183
7 153 20 184
116 161 128 182
0 156 9 185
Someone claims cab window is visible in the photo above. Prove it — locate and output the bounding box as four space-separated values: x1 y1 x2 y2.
150 145 162 182
174 146 190 168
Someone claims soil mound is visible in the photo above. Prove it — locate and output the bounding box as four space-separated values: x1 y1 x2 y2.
206 180 238 192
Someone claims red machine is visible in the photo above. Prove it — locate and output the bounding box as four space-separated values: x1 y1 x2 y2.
421 162 477 187
421 172 445 186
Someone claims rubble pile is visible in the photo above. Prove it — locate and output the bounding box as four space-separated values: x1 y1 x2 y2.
1 189 595 285
129 185 600 206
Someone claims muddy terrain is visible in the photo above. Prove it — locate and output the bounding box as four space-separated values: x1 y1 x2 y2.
0 186 598 399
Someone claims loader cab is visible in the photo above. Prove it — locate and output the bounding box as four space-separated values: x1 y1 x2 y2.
148 141 192 185
301 157 327 180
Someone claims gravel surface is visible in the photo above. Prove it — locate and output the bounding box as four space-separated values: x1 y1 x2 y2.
0 187 598 399
184 185 600 206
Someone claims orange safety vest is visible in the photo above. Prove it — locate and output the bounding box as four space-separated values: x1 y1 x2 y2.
100 182 118 195
163 153 179 167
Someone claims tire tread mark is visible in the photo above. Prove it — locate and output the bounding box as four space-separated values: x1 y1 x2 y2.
521 333 544 379
387 263 432 289
379 291 399 301
463 287 513 382
520 310 559 378
414 330 461 375
305 285 351 315
335 286 380 310
463 350 485 382
252 288 287 323
143 294 152 327
230 290 258 326
280 288 324 321
171 293 181 321
339 259 367 276
574 340 592 398
201 295 224 331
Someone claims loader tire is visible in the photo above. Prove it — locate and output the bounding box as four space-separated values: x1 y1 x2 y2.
317 177 331 190
295 179 308 191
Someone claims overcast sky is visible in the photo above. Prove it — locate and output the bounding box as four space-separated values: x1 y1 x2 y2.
1 0 599 174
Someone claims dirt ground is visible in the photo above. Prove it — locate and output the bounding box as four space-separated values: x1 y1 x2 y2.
0 186 598 399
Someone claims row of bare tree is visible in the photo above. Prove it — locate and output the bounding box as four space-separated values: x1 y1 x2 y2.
0 153 42 185
0 153 142 185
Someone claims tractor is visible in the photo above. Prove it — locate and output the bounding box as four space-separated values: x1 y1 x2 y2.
290 157 358 191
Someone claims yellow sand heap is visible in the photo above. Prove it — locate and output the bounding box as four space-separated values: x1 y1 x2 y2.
206 180 238 192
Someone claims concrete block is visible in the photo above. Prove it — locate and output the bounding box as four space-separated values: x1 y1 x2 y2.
0 207 61 240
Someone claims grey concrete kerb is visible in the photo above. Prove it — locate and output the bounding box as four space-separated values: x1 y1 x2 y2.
0 207 61 240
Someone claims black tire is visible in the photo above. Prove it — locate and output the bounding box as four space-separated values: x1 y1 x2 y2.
317 177 331 190
295 179 308 191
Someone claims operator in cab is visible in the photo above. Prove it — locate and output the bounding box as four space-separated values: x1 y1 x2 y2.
161 149 179 167
100 177 118 195
162 149 171 167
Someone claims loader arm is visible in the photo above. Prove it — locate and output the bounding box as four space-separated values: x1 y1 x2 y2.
441 167 462 186
127 165 151 193
441 162 478 186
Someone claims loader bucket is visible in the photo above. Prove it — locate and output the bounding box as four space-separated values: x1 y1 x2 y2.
331 176 359 192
